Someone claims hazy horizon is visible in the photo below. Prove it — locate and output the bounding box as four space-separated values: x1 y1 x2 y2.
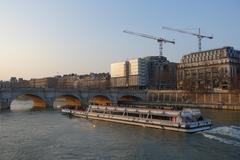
1 0 240 81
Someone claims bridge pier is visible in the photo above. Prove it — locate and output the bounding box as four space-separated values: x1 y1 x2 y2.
80 98 89 110
45 97 54 109
0 100 10 110
110 96 118 106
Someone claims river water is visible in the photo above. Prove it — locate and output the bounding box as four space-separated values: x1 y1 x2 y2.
0 101 240 160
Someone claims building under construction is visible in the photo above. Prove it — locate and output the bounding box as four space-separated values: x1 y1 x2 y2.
110 56 177 89
110 58 148 89
144 56 177 89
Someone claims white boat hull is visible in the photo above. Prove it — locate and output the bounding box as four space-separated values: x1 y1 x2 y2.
62 109 212 133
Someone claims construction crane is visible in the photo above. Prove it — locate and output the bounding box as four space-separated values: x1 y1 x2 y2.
162 27 213 52
123 30 175 57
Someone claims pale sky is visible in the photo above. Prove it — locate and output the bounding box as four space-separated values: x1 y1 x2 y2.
0 0 240 80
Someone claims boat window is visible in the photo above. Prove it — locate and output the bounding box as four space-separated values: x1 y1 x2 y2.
111 111 124 116
152 115 171 121
92 109 105 113
127 113 140 118
182 117 194 122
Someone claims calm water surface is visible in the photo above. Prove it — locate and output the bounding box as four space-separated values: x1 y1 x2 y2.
0 102 240 160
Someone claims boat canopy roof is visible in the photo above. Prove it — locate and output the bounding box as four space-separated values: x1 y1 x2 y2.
89 105 181 117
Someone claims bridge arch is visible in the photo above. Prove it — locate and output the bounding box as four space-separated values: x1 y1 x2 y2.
10 94 46 110
88 95 112 106
53 94 81 109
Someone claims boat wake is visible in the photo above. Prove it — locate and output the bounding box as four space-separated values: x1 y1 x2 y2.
201 125 240 147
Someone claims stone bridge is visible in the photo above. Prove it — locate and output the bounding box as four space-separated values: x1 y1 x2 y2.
0 88 147 110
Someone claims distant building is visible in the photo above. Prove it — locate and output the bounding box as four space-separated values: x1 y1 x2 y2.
53 73 110 89
144 56 177 89
76 73 110 89
29 77 58 88
110 56 177 89
18 78 24 83
110 58 148 88
16 78 29 88
128 58 148 87
10 77 17 83
10 77 17 87
110 61 129 87
177 46 240 90
54 74 80 88
0 77 30 88
0 81 10 88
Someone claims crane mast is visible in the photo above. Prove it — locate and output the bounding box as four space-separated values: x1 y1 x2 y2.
162 27 213 52
123 30 175 57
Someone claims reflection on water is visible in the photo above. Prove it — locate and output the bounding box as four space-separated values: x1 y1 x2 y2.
53 98 68 109
11 99 34 111
10 98 67 111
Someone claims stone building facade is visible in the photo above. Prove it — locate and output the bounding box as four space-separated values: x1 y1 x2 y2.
29 77 58 88
177 46 240 90
75 73 110 89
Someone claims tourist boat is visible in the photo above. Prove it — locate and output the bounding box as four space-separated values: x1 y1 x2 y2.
60 105 78 114
61 105 212 133
61 108 72 114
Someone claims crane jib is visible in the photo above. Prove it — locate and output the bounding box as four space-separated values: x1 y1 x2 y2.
123 29 175 57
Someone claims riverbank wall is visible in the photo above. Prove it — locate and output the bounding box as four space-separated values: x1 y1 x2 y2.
147 90 240 110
